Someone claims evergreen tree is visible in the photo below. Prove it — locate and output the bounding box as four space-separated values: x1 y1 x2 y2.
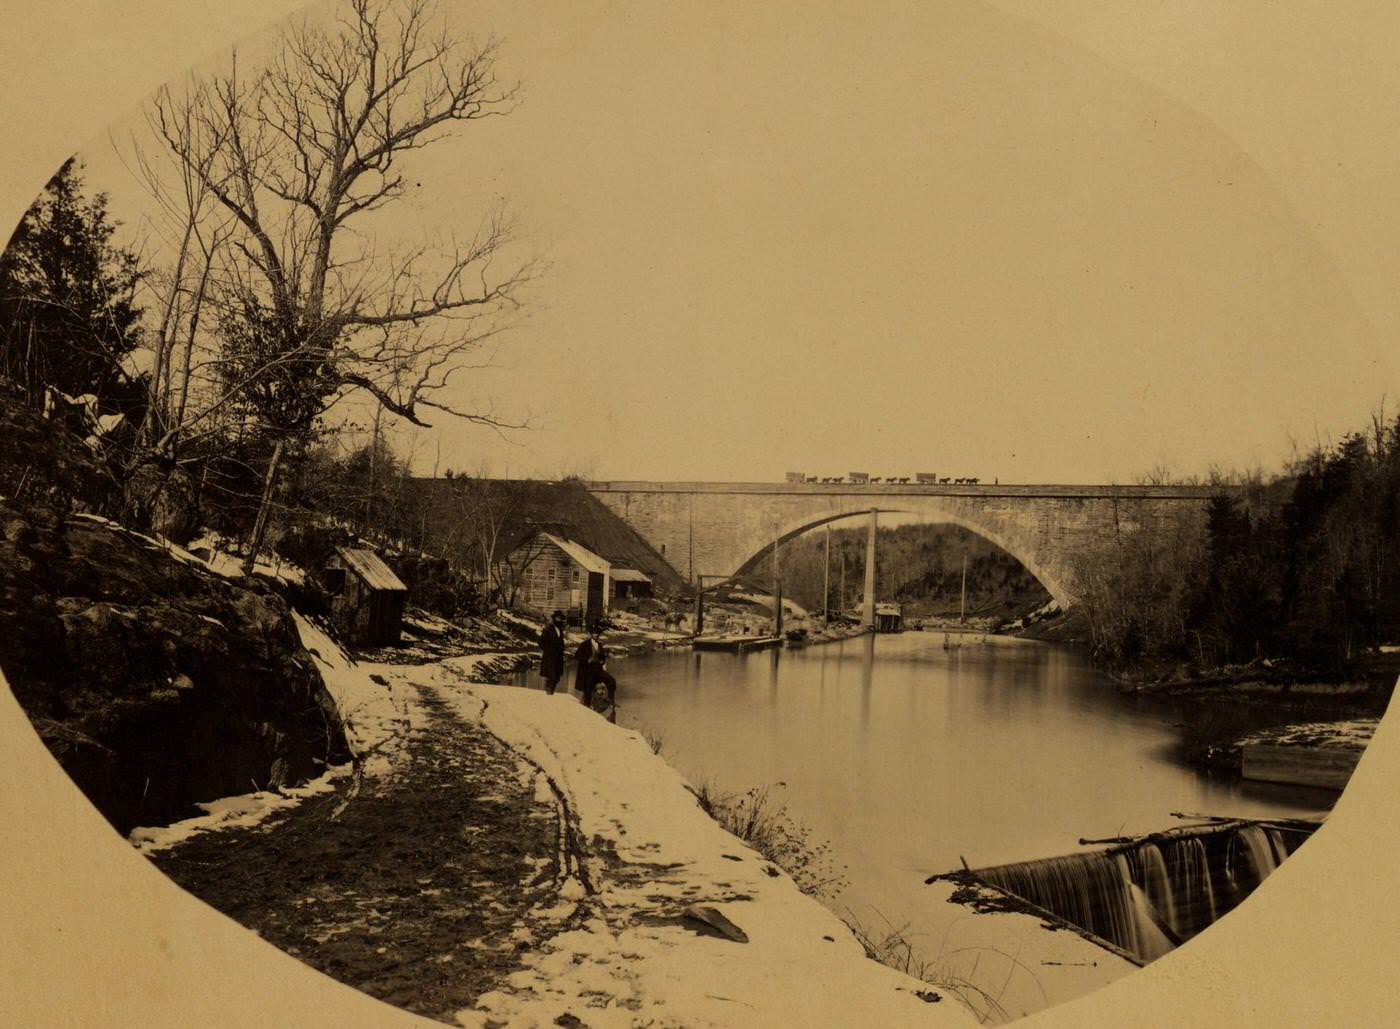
0 158 143 408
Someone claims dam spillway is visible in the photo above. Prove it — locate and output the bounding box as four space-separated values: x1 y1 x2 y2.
963 820 1318 964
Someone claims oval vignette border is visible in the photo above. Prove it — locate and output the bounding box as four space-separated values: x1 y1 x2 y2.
1 2 1398 1027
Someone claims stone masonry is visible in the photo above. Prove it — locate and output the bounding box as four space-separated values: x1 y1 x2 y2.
585 481 1223 608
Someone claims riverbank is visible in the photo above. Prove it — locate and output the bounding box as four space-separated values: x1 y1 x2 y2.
1011 599 1400 704
128 622 981 1028
1115 654 1398 702
542 629 1335 1020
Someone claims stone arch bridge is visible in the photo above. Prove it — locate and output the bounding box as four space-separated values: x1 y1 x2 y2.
586 481 1225 609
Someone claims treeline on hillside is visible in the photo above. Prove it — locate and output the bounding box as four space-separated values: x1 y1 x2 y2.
270 439 627 616
0 2 534 611
744 522 1052 623
1074 413 1400 677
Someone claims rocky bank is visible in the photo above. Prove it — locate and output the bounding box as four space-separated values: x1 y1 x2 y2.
0 501 349 833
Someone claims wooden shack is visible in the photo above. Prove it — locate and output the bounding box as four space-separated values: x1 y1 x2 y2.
874 601 904 633
501 532 610 625
323 546 409 646
610 567 653 601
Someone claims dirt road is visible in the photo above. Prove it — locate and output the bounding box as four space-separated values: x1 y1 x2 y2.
152 685 570 1023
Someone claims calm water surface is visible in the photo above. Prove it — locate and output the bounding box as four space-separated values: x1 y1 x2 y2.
515 632 1331 997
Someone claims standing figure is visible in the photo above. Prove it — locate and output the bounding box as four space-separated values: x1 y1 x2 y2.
539 610 567 695
574 621 617 714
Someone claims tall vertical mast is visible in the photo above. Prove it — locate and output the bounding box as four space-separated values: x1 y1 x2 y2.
861 508 878 630
840 549 846 615
772 534 783 637
822 526 831 625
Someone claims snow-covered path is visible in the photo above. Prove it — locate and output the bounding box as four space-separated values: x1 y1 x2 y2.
426 666 978 1028
130 619 981 1028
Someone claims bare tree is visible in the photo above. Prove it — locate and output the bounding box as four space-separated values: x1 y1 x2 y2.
442 471 528 590
496 528 565 609
117 82 237 455
141 0 534 570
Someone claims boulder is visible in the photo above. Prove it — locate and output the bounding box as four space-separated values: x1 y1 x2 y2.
0 499 350 835
123 460 201 544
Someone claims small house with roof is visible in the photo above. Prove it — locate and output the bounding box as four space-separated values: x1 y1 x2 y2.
322 546 409 646
502 531 611 625
609 567 653 602
874 601 904 633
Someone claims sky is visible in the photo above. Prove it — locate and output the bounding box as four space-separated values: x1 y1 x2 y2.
3 0 1399 484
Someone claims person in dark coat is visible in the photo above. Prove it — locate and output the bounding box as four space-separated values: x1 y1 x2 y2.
539 610 568 695
573 621 616 711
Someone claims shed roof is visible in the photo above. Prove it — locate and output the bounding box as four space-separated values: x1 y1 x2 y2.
537 532 610 575
335 547 408 592
610 567 652 584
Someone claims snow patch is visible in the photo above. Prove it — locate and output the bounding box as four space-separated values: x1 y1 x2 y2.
427 681 979 1028
294 614 424 775
129 771 347 854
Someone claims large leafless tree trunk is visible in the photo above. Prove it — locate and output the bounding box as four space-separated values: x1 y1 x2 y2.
140 0 534 569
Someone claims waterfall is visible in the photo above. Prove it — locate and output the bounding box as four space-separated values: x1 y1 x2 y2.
971 823 1314 963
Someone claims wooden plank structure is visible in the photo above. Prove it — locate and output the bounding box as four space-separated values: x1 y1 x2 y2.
693 635 784 654
874 602 903 633
503 531 610 626
1242 742 1362 790
610 566 653 600
324 546 408 646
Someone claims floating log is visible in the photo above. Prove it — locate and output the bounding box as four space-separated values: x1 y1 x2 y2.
1171 811 1329 831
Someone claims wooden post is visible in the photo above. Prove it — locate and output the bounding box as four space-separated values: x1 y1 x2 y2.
822 526 831 626
959 553 968 624
861 508 877 630
840 548 846 618
771 534 782 637
243 437 286 577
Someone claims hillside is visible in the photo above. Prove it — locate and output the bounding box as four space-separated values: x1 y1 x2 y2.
742 522 1052 623
406 477 687 593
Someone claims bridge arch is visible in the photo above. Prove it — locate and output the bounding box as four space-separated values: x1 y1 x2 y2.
586 481 1221 612
732 506 1073 609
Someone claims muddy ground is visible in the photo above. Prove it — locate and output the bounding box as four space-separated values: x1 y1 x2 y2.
151 686 571 1023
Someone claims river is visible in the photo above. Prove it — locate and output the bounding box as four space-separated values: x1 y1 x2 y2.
515 631 1334 1015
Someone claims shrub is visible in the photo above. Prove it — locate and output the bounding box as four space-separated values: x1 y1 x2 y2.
692 781 847 901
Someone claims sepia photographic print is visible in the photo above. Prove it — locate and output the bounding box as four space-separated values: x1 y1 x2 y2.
2 2 1399 1026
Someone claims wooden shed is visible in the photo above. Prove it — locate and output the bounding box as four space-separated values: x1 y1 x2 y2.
874 601 904 633
502 532 610 626
610 567 653 601
323 546 409 646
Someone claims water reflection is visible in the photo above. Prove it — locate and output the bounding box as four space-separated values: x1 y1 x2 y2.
509 632 1332 1014
860 633 874 727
